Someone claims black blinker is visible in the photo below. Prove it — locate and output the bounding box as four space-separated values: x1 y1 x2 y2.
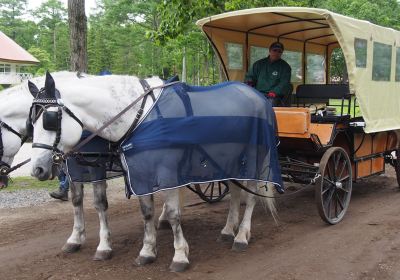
43 111 59 131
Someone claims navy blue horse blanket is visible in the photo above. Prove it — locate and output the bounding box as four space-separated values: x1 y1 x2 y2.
120 81 282 197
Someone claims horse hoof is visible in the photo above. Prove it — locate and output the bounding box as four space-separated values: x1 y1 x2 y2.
232 242 248 252
93 250 112 261
157 220 171 230
217 233 234 243
169 261 189 272
135 255 156 266
62 243 81 253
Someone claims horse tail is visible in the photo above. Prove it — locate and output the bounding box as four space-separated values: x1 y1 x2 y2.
257 182 278 225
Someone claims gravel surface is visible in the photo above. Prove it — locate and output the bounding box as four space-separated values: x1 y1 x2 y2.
0 189 53 209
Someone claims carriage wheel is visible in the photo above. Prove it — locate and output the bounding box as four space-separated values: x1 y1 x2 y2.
315 147 352 225
393 150 400 188
194 181 229 203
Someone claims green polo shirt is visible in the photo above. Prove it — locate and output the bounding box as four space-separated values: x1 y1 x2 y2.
245 56 291 97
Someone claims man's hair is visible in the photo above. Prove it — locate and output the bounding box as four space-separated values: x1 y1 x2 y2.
269 41 284 51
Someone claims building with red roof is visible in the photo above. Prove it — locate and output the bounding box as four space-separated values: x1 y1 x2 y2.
0 30 39 86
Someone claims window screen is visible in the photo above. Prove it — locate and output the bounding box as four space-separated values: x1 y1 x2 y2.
396 47 400 82
372 42 392 81
283 51 302 83
354 38 367 68
225 42 243 70
306 54 325 84
250 46 267 67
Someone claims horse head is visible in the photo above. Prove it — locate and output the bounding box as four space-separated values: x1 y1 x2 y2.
29 72 84 180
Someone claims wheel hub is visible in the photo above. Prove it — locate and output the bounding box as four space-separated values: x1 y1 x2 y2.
335 181 343 189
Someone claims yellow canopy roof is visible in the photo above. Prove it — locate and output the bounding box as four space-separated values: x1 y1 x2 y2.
197 7 400 133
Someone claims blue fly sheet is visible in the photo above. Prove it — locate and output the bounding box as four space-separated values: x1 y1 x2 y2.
120 81 283 197
65 131 124 183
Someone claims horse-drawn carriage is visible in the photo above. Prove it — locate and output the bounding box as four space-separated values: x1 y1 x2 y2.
197 7 400 224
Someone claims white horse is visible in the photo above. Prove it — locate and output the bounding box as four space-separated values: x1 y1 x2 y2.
28 72 278 271
0 72 122 261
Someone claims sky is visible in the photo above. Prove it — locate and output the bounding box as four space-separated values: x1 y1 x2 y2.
27 0 98 16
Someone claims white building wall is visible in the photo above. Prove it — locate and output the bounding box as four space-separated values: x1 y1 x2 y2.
0 62 33 85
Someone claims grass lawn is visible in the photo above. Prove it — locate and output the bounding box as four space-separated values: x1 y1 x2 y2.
3 177 59 192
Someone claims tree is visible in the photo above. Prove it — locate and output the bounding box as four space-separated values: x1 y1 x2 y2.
0 0 27 39
68 0 87 72
33 0 67 64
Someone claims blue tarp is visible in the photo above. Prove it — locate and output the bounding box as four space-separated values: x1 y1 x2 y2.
121 81 282 197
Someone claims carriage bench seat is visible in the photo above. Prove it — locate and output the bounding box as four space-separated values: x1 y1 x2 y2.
311 114 350 124
295 84 351 123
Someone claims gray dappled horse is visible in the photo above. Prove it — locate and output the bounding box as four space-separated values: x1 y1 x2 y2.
28 72 278 271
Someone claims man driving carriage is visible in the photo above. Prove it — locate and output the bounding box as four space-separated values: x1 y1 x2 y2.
245 41 292 106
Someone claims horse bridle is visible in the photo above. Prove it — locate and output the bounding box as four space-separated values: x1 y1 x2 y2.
29 89 84 163
0 120 27 176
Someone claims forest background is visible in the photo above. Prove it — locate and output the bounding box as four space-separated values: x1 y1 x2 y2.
1 0 400 85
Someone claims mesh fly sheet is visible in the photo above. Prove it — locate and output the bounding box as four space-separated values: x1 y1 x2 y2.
65 131 124 183
121 81 282 197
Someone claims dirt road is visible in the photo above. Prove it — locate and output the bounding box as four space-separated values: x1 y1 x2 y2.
1 167 400 280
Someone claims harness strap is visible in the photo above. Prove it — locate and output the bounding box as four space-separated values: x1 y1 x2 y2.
54 107 62 150
118 79 153 143
0 121 23 139
62 80 180 160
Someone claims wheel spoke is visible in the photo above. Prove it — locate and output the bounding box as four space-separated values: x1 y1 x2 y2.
338 160 347 180
327 161 335 181
335 192 345 211
325 188 335 217
334 152 342 175
324 177 336 187
322 180 334 195
210 183 214 199
339 174 350 183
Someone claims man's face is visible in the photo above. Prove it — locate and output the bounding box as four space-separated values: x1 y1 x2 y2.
269 48 283 62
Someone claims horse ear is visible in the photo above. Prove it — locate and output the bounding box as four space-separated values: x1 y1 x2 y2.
28 80 39 97
44 71 56 98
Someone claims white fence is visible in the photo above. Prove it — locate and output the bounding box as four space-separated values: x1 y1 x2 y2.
0 72 33 85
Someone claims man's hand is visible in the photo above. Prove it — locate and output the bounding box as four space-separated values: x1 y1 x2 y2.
266 91 276 98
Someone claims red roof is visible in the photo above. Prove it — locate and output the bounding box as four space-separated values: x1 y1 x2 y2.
0 31 39 64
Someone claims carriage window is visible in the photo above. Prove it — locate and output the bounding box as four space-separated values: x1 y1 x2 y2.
354 38 367 68
396 48 400 82
372 42 392 81
283 51 302 83
250 46 267 67
330 48 348 83
225 42 243 70
306 54 325 84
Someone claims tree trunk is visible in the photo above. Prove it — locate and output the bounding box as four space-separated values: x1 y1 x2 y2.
68 0 87 72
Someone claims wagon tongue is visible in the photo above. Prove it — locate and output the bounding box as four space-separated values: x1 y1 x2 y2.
0 175 9 189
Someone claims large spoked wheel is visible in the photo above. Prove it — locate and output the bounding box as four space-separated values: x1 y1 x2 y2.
392 150 400 188
194 181 229 203
315 147 352 225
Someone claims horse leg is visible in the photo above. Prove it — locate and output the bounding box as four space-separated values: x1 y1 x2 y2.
219 181 241 243
62 182 85 253
158 189 184 229
157 203 170 230
136 195 157 265
92 181 112 261
164 189 189 272
232 182 277 252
